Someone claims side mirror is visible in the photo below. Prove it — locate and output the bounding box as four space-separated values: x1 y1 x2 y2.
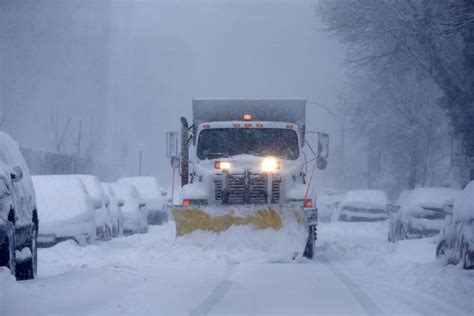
139 202 146 208
317 133 329 170
160 187 168 197
166 131 179 159
117 198 125 208
10 166 23 182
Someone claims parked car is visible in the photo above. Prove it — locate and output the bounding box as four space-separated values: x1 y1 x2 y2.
333 190 389 222
108 182 148 235
388 188 461 242
33 175 97 247
119 177 167 225
101 182 124 237
436 181 474 269
77 175 114 241
317 190 346 223
0 131 38 280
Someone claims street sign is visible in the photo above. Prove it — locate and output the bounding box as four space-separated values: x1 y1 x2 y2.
451 136 474 167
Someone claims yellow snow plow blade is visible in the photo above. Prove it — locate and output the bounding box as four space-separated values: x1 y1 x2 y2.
172 206 307 237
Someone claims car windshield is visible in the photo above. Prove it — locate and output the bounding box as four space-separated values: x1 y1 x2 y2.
197 128 299 160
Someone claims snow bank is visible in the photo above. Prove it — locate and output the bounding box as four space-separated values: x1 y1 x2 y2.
341 190 388 209
32 175 95 240
453 181 474 222
317 192 345 222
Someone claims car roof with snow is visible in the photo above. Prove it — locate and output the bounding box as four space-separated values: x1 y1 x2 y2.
32 175 93 223
396 188 461 211
77 175 110 205
118 177 162 199
340 190 388 209
109 182 145 212
0 131 36 206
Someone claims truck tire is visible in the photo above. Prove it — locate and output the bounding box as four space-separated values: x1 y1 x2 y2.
303 225 316 259
16 224 37 280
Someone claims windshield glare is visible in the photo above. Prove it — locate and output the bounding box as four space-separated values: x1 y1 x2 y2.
197 128 299 160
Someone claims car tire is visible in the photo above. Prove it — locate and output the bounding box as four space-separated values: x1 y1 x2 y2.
462 244 472 270
16 224 37 280
436 240 448 260
3 221 17 277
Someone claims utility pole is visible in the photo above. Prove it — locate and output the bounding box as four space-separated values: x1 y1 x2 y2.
76 119 82 158
138 149 143 176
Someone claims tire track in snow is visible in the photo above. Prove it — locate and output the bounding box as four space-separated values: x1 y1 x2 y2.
189 264 236 316
320 258 385 316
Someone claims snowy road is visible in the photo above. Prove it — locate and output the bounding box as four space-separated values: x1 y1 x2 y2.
2 222 474 315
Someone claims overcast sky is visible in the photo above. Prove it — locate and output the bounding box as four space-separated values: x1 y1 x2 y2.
1 0 346 186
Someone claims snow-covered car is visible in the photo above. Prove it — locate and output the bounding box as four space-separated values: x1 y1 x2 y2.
119 177 167 225
108 182 148 235
101 182 125 237
33 175 97 247
317 190 346 223
77 175 114 241
436 181 474 269
388 188 461 242
333 190 389 222
0 131 38 280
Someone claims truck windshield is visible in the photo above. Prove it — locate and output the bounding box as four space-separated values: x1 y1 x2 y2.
197 128 299 160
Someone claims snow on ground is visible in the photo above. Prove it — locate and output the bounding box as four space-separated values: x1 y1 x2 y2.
1 221 473 315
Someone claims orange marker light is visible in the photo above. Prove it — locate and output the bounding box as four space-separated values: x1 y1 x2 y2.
286 124 294 129
203 124 210 129
304 199 313 208
214 161 231 170
244 123 252 128
233 124 241 128
183 199 191 206
243 114 252 121
256 123 263 128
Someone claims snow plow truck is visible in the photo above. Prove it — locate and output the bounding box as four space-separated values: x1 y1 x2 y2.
167 99 329 258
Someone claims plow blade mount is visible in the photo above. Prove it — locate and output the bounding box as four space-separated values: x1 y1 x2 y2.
172 205 311 255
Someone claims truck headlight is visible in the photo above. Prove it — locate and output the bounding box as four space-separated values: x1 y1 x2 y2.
261 157 280 173
214 161 231 170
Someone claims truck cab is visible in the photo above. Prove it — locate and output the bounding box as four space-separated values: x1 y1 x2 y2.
167 99 328 259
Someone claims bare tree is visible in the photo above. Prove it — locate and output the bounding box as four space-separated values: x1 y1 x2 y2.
318 0 474 149
49 108 72 153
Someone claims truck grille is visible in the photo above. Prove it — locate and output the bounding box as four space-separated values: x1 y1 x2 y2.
214 174 280 204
